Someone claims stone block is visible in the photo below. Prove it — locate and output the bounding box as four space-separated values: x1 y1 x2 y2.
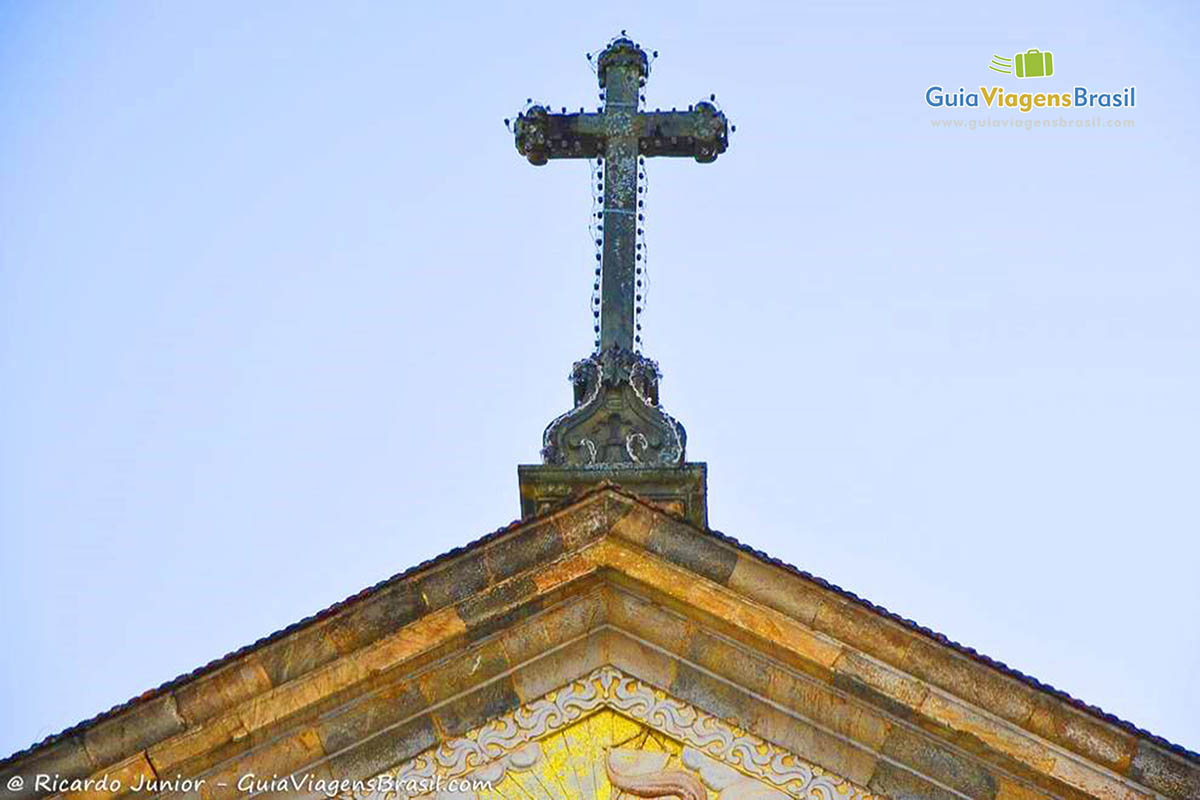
556 496 614 551
325 716 437 784
686 629 772 697
0 735 93 800
256 625 342 688
417 638 510 706
324 583 424 656
608 504 657 547
904 639 1036 728
462 603 544 645
605 630 677 690
495 612 554 669
868 761 961 800
1026 698 1137 773
1047 752 1153 800
755 704 878 787
62 753 155 800
726 555 826 626
994 777 1055 800
1129 740 1200 799
880 724 998 799
483 522 564 583
767 668 891 751
605 587 693 654
700 610 839 684
316 679 427 755
358 607 466 677
457 577 539 632
175 658 273 726
814 599 913 667
531 553 600 596
82 694 184 770
146 711 251 777
511 634 606 703
199 727 324 800
831 650 929 723
917 693 1057 775
500 591 604 668
236 656 368 739
645 517 736 585
415 552 488 611
431 678 521 739
669 663 761 730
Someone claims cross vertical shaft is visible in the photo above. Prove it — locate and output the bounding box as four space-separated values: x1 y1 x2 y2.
597 42 644 352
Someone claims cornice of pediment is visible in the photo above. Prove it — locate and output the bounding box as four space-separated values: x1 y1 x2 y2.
4 489 1196 800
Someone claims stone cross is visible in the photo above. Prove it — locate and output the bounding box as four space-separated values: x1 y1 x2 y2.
514 37 728 353
512 36 727 476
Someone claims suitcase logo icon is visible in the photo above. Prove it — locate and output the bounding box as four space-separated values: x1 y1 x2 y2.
989 49 1055 78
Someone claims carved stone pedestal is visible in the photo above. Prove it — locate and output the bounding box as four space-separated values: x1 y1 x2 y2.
518 463 707 527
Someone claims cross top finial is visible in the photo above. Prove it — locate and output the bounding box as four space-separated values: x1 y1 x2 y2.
512 38 729 469
596 38 649 87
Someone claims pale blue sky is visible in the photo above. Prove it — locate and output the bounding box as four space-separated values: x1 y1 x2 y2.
2 1 1197 757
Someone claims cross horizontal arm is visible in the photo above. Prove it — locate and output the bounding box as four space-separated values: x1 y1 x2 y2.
636 102 729 162
515 108 606 165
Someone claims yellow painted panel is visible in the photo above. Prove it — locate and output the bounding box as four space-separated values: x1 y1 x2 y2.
478 710 708 800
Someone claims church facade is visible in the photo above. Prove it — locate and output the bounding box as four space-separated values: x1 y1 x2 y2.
2 37 1196 800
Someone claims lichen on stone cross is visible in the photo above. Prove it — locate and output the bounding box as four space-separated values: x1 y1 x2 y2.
513 36 728 468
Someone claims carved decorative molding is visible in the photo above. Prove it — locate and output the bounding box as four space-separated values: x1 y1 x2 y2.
541 348 686 468
345 667 875 800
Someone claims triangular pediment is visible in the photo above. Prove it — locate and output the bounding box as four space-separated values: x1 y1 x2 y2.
3 488 1197 800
